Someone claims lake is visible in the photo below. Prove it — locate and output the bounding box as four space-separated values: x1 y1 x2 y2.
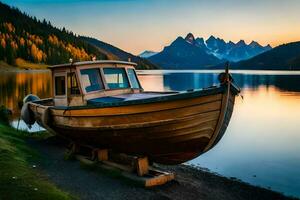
1 69 300 198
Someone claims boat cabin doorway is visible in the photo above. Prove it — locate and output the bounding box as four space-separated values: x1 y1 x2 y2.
53 69 83 106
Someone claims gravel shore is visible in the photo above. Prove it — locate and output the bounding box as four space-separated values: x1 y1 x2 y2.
28 137 297 200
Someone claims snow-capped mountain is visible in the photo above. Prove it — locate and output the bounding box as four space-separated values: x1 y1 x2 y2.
138 50 158 58
203 36 272 62
146 33 272 69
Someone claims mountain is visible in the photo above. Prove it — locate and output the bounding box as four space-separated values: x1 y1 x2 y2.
146 33 272 69
81 37 159 70
195 37 207 49
148 33 221 69
205 36 272 62
139 50 157 58
226 40 272 62
206 35 228 56
0 2 157 70
232 41 300 70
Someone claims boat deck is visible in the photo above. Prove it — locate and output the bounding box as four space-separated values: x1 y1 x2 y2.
87 92 177 104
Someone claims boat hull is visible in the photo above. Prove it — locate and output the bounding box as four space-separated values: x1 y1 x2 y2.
29 83 238 164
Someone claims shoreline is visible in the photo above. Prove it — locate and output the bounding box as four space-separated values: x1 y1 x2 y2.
0 121 298 200
0 60 49 72
2 61 300 73
0 124 74 199
28 135 298 200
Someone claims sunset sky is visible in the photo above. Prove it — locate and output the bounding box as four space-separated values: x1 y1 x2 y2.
2 0 300 54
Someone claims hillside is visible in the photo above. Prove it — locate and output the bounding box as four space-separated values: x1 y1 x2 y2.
0 2 111 66
81 36 159 70
0 2 158 70
232 41 300 70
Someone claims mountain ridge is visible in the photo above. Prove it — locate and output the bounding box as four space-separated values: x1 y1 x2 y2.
231 41 300 70
148 35 221 69
196 33 271 62
146 33 272 69
138 50 157 58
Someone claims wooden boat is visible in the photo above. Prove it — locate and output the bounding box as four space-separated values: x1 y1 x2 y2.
21 60 240 165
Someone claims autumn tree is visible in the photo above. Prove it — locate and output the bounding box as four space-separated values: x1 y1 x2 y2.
0 1 107 65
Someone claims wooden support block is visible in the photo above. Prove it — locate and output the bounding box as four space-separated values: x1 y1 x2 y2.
144 171 175 187
70 142 80 154
76 155 97 165
136 157 149 176
121 169 175 187
102 160 134 172
70 146 174 187
97 149 108 161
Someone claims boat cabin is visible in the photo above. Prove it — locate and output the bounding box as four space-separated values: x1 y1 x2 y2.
49 60 143 106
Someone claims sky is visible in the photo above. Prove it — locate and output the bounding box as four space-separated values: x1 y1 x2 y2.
2 0 300 55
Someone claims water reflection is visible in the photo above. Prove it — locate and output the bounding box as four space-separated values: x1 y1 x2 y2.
154 72 300 92
138 74 165 92
0 71 51 117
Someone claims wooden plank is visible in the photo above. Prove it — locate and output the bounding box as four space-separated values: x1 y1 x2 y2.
121 170 175 187
52 101 222 129
76 155 97 165
204 84 231 152
144 172 175 187
147 111 220 133
149 128 214 145
52 94 222 117
102 160 134 172
136 157 149 176
147 119 217 140
97 149 108 161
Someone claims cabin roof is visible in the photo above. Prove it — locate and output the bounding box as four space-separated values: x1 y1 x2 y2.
48 60 137 69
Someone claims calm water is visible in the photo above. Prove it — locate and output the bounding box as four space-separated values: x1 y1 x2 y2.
0 70 300 197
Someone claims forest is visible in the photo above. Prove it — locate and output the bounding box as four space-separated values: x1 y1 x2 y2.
0 2 109 66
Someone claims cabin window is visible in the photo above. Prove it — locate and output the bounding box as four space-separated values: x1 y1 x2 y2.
68 72 80 95
127 69 141 89
103 68 129 89
55 76 66 96
80 68 104 93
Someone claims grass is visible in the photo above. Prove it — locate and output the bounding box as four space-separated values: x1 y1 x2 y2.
15 58 49 70
0 124 74 200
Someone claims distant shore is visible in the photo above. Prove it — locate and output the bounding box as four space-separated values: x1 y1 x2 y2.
2 60 300 73
0 59 49 72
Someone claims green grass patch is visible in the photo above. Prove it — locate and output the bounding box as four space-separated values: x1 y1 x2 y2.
0 124 74 200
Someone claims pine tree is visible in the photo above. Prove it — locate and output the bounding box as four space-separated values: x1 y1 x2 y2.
6 42 15 65
0 45 4 60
